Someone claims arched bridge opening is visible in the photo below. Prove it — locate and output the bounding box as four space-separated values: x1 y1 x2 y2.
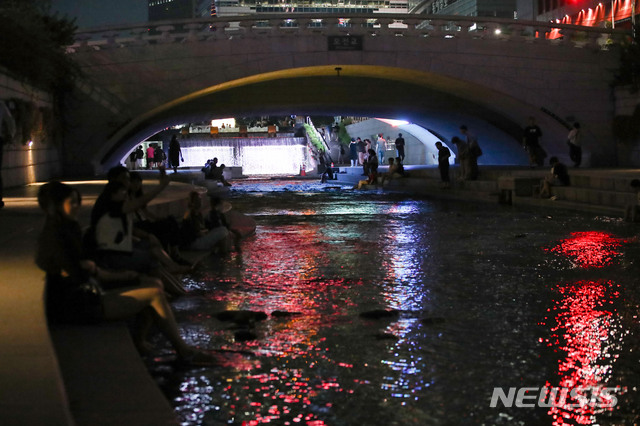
100 65 573 171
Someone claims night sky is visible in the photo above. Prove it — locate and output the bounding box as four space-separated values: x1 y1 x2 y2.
51 0 148 29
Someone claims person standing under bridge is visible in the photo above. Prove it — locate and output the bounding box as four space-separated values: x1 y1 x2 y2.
376 134 387 163
146 144 155 169
567 122 582 168
435 141 451 188
395 133 406 162
168 135 183 173
460 125 481 180
522 117 546 168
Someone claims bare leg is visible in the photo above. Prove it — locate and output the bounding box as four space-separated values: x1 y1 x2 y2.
101 280 192 357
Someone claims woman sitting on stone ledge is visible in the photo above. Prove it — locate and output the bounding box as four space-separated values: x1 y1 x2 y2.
35 181 215 365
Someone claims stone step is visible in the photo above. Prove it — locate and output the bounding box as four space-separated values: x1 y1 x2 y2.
551 186 635 207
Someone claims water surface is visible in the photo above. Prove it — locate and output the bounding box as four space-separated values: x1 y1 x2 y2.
151 180 640 425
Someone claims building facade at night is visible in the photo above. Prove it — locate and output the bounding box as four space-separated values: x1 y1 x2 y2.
417 0 637 27
150 0 409 18
149 0 215 21
418 0 517 18
536 0 637 29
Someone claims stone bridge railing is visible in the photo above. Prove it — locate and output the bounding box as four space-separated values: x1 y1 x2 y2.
68 13 631 53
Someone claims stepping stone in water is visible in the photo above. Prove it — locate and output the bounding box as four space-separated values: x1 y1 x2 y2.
359 309 400 319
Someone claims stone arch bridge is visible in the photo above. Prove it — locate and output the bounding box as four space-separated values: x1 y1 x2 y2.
62 14 627 174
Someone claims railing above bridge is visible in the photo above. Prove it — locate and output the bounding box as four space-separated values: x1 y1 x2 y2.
68 13 631 53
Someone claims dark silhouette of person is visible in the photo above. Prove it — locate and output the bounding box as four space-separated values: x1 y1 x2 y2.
168 135 183 173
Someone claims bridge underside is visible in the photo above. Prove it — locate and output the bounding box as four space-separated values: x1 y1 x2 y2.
99 66 554 169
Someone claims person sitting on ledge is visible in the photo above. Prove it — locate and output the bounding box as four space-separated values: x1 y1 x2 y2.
353 149 379 190
380 157 401 186
181 191 229 253
395 157 407 177
202 158 219 179
539 156 570 199
35 181 215 364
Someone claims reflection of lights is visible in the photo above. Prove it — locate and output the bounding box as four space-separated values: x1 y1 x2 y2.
494 28 502 35
541 280 625 425
376 204 430 404
546 231 622 269
542 232 627 425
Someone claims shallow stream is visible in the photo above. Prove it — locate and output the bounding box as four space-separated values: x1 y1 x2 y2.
150 179 640 425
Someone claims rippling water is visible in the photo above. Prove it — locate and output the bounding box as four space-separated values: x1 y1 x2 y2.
150 180 640 426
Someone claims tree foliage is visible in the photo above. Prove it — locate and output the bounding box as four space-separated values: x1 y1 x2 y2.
0 0 80 93
337 119 353 145
303 124 325 152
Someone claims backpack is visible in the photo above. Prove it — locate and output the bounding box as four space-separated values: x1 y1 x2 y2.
136 149 144 159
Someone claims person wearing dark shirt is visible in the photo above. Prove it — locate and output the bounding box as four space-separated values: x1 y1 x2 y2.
540 156 570 198
522 117 546 167
435 141 451 187
168 135 183 173
35 181 216 364
395 133 406 162
181 191 229 252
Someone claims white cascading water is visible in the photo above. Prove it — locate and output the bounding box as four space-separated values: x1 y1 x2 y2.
179 135 309 175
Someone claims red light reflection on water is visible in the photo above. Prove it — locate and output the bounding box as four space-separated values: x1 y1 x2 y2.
541 231 625 425
546 231 623 268
199 222 362 425
541 280 622 425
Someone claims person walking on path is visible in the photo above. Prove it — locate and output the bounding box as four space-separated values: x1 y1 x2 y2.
168 135 184 173
435 141 451 187
395 133 406 162
522 117 546 168
460 125 481 180
567 122 582 167
0 100 16 209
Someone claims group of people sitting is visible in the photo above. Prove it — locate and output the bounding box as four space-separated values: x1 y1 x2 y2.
202 157 232 186
35 165 243 365
353 152 406 189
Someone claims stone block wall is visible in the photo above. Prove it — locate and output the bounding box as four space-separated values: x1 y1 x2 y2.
614 86 640 167
1 70 61 188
